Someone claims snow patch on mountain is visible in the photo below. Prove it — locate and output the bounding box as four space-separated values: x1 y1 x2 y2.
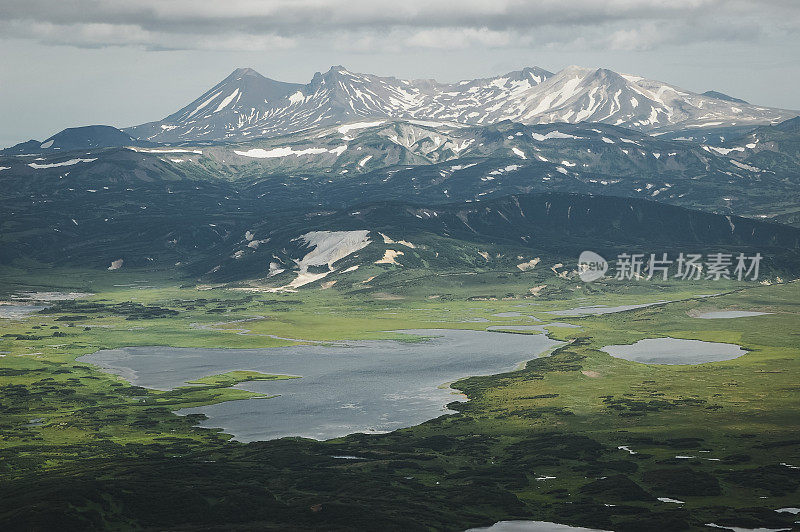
704 146 746 155
532 131 585 141
338 121 386 134
28 158 97 169
234 146 347 158
129 147 202 154
126 64 793 143
283 230 371 288
214 88 240 113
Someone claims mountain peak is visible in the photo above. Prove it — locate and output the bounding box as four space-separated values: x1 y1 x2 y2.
226 67 264 81
310 65 359 85
125 64 796 143
503 66 553 84
324 65 359 78
519 66 553 76
702 90 749 104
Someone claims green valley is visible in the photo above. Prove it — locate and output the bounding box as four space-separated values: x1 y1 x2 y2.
0 264 798 530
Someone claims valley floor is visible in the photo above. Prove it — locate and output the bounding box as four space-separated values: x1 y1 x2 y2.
0 266 798 531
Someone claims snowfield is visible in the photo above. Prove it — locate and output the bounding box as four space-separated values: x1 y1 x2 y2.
531 131 585 141
124 64 796 144
28 158 97 169
234 146 348 158
282 230 371 289
337 121 385 134
295 230 371 268
128 148 202 154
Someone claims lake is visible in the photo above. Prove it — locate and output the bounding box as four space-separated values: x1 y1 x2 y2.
79 329 561 442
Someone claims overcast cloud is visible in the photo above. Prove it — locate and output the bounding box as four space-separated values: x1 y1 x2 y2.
1 0 798 147
2 0 798 51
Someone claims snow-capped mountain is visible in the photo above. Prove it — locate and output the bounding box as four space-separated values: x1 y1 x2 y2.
126 65 795 143
126 65 552 143
127 68 303 143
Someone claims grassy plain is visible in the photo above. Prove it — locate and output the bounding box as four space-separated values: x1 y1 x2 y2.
0 264 797 530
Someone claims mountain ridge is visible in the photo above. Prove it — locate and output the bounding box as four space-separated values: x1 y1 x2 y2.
5 117 800 225
124 64 796 143
1 125 147 155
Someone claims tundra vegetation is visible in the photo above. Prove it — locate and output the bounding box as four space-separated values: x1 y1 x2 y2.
0 264 798 531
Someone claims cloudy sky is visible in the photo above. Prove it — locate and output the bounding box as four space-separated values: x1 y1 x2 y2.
1 0 798 147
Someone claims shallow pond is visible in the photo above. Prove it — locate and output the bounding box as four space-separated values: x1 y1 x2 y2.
0 305 47 319
602 337 747 365
79 329 561 442
0 291 90 319
695 311 771 319
491 312 540 320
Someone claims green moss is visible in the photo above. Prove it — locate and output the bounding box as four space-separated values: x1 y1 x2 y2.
184 371 299 387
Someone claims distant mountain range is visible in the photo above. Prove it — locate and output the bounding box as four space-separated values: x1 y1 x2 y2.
123 65 795 143
4 65 795 153
4 150 800 280
1 64 799 280
203 192 800 284
4 118 800 224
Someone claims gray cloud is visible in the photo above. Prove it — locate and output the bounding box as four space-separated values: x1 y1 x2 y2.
1 0 797 52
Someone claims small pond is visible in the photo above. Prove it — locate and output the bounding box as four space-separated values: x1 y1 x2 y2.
602 337 747 365
491 312 540 320
0 305 47 319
